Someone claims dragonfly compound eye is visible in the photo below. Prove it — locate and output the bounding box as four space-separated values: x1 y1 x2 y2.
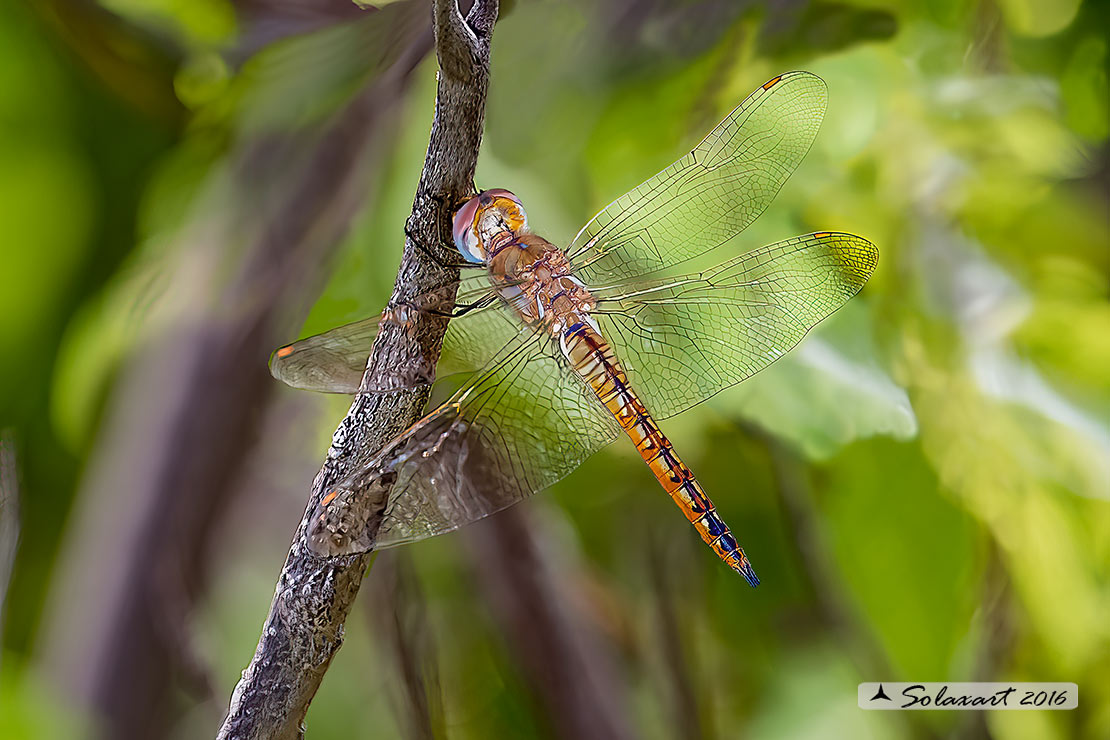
483 188 529 234
453 195 485 264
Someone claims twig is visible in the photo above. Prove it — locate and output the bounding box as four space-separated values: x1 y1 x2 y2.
217 2 497 737
951 543 1012 740
647 542 704 740
0 432 19 673
464 506 636 740
364 553 444 740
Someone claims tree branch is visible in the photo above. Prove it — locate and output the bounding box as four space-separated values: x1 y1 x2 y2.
217 1 497 737
464 507 636 740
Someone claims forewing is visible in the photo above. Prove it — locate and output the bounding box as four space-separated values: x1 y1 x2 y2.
270 316 381 394
270 277 497 394
593 232 877 419
306 306 621 555
568 72 827 285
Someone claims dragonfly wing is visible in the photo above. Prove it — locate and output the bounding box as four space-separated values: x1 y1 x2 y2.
271 316 381 394
568 71 826 285
306 306 621 555
593 232 877 419
270 276 498 394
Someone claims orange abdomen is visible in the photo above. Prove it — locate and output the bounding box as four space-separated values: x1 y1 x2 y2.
560 321 759 586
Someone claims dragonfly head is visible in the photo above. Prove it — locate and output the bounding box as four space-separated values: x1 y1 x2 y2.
453 189 529 264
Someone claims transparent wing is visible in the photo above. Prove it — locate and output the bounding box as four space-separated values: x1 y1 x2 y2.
305 305 621 555
593 232 877 419
568 71 827 286
270 316 382 394
270 276 498 394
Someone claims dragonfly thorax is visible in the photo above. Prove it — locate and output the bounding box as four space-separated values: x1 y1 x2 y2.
487 232 597 336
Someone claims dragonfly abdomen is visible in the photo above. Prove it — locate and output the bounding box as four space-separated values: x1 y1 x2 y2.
560 321 759 586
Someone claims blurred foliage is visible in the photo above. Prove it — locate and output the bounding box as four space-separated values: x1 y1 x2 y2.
1 0 1108 739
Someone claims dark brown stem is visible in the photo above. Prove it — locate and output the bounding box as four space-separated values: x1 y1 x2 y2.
364 553 444 740
648 544 704 740
0 432 19 661
217 1 497 737
951 543 1012 740
464 506 636 740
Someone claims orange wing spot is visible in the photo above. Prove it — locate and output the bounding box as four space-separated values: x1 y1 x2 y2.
276 345 295 358
813 231 831 239
321 490 339 507
762 75 783 90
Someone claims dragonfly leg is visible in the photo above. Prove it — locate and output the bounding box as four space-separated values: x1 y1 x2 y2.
427 293 498 319
405 223 484 271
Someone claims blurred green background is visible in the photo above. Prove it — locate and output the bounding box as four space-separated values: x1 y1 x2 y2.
1 0 1107 738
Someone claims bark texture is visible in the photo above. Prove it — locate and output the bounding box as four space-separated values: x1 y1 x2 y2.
217 1 498 737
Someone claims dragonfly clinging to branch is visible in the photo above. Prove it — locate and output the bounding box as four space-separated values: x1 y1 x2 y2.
271 71 878 586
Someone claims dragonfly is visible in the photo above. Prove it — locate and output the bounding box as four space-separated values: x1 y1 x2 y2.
271 71 877 586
